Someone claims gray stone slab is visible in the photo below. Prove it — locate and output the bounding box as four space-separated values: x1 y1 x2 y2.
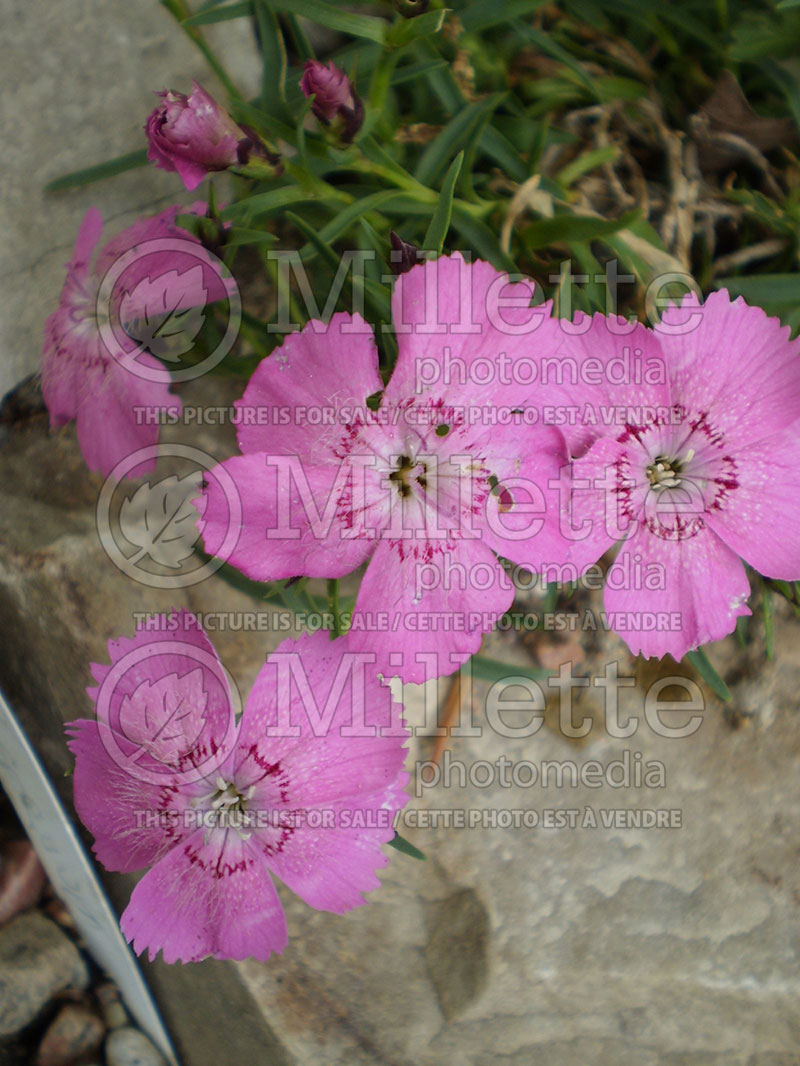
0 0 261 397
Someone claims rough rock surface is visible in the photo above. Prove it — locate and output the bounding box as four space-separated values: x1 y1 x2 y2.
0 912 89 1038
1 383 800 1065
239 626 800 1065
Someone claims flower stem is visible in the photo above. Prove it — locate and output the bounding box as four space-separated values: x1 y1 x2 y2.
160 0 243 102
327 579 341 638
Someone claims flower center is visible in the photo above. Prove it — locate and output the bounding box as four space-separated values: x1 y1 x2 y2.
388 454 427 498
194 776 255 840
67 289 101 337
646 449 694 491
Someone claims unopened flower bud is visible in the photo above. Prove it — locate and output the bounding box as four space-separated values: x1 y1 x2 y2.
389 231 422 275
146 82 246 190
300 61 363 142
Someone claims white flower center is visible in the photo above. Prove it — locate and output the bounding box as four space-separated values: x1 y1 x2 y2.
646 448 695 491
193 776 255 841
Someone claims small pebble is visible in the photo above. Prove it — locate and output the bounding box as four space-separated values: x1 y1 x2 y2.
0 912 88 1038
105 1027 168 1066
36 1004 105 1066
95 983 128 1030
0 841 46 925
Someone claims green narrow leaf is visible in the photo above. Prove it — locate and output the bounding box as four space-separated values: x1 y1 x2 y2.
253 0 288 116
528 116 551 169
268 0 387 42
386 7 447 47
478 124 528 183
366 50 402 132
570 241 610 313
390 58 448 87
685 647 732 703
296 190 397 256
327 578 341 638
593 75 647 103
469 655 551 684
358 217 388 261
388 832 426 860
542 582 560 614
763 586 775 660
229 99 299 147
182 1 252 26
223 226 279 249
713 275 800 320
276 577 316 617
524 209 639 248
45 149 149 192
557 145 619 188
450 208 518 273
518 25 597 93
459 97 505 199
413 38 462 112
164 0 242 98
415 93 505 187
422 152 463 253
600 0 717 48
194 549 277 599
284 11 316 59
286 210 392 322
285 211 345 269
221 185 318 220
759 58 800 134
769 579 799 615
358 134 423 188
460 0 548 32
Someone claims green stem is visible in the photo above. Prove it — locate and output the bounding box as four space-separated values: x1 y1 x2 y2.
327 579 341 638
262 250 306 335
277 578 310 618
349 152 490 221
160 0 243 101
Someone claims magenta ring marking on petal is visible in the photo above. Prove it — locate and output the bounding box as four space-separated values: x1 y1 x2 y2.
94 638 240 787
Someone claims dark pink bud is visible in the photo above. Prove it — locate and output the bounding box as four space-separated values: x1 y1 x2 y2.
300 61 363 141
145 82 246 190
389 231 422 276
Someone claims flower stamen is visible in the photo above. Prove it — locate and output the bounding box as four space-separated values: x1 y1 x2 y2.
647 454 685 491
389 454 427 497
194 778 256 841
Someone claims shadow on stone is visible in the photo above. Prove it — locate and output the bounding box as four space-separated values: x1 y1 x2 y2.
423 888 489 1021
